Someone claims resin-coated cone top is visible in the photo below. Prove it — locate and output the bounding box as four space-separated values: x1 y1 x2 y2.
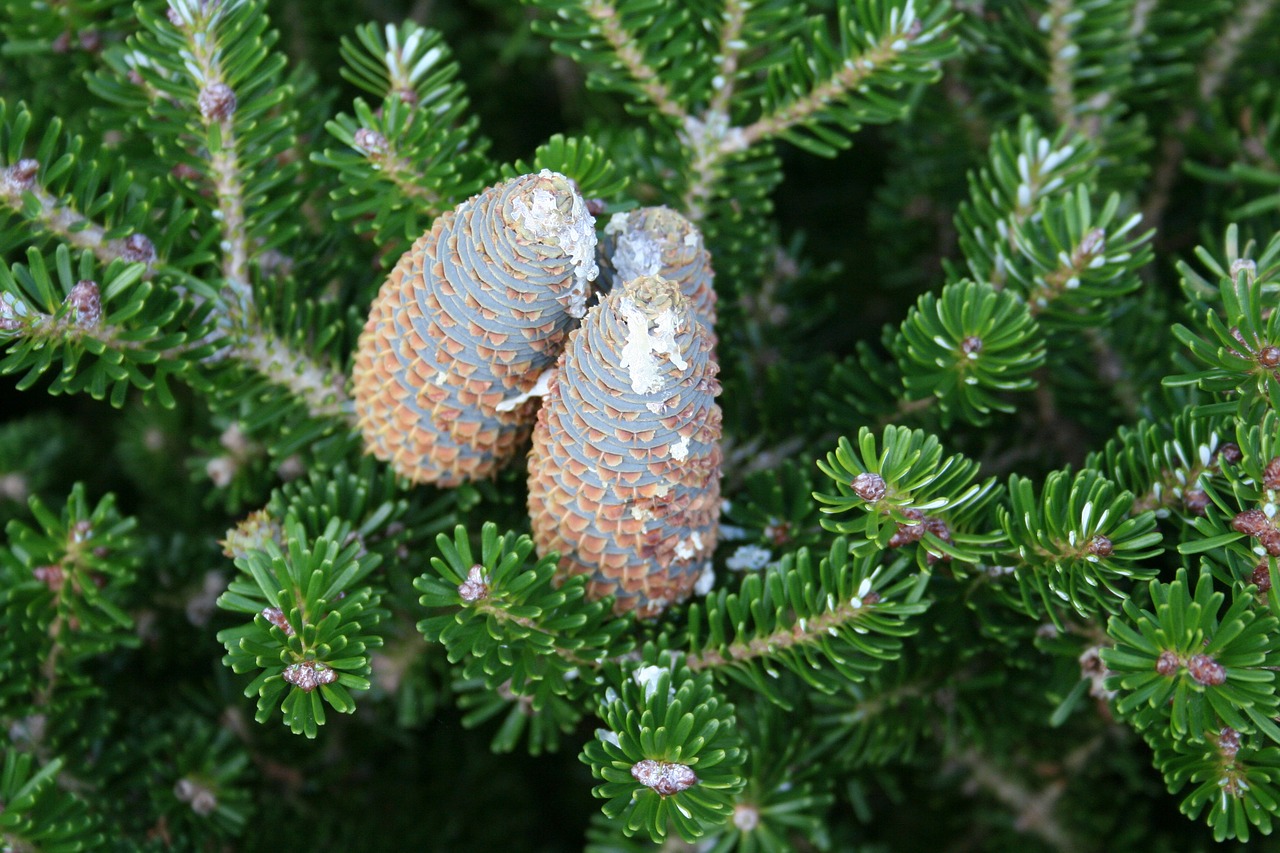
596 206 716 349
528 275 722 618
352 171 598 486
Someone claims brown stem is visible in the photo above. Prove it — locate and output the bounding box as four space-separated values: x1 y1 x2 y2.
1045 0 1079 135
0 172 157 278
678 0 750 218
233 326 355 426
686 594 879 671
582 0 687 122
736 37 914 149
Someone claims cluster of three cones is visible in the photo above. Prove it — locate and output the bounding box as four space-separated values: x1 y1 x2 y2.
352 171 721 615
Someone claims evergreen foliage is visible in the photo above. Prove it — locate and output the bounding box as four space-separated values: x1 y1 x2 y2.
3 0 1280 848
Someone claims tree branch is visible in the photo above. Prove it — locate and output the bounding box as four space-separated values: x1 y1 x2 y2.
0 160 157 276
1141 0 1279 233
583 0 687 122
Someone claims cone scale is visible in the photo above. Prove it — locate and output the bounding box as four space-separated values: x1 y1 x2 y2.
528 275 722 618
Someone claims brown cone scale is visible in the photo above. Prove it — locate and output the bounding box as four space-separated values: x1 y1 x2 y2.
352 171 597 485
528 275 722 618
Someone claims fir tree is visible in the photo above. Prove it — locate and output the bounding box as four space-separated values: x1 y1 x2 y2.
2 0 1280 849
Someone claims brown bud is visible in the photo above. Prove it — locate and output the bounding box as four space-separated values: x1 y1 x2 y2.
171 163 202 182
33 565 64 591
1079 647 1105 677
1187 654 1226 686
764 520 792 546
457 565 490 602
2 158 39 193
79 30 102 52
1218 727 1241 760
64 280 102 328
1155 650 1179 676
630 759 698 795
281 661 338 692
1252 563 1272 594
888 520 925 549
1079 228 1107 257
1218 443 1243 465
1260 346 1280 369
1086 535 1113 558
923 517 953 543
850 472 886 502
1260 528 1280 557
198 82 237 121
353 127 389 156
1264 457 1280 491
961 335 983 355
1232 509 1269 537
190 789 217 816
389 86 418 105
221 510 283 560
733 803 761 832
260 607 294 636
120 233 157 264
1182 489 1209 516
862 590 881 606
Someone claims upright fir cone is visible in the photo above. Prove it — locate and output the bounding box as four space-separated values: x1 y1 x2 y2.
352 171 598 485
528 275 722 618
597 207 717 347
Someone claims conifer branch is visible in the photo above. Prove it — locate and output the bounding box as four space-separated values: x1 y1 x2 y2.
472 599 601 669
357 134 445 212
1130 454 1216 517
160 5 356 425
174 9 253 317
0 160 157 276
1142 0 1279 231
686 592 881 672
232 329 355 424
19 303 195 360
708 0 748 121
1083 326 1141 421
678 0 749 218
1 146 350 423
878 395 938 427
736 29 920 149
1045 0 1081 137
950 744 1080 853
32 521 99 710
1027 227 1107 314
1127 0 1158 40
582 0 687 121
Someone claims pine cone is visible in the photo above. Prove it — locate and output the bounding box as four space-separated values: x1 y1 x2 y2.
528 274 722 618
597 207 716 346
352 171 598 485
